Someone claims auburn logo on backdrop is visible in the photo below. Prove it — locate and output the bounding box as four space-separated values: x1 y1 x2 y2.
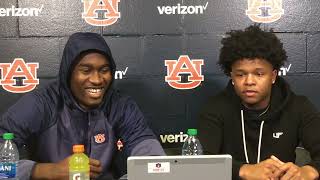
246 0 284 23
82 0 121 26
0 58 39 93
165 55 204 90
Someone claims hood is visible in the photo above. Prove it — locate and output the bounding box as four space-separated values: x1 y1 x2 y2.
225 76 292 123
58 32 116 109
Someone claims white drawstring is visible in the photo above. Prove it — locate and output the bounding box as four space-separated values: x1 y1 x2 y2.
241 110 249 163
241 110 265 164
257 121 265 163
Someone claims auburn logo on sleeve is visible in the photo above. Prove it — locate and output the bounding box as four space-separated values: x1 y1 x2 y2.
0 58 39 93
246 0 284 23
82 0 121 26
94 133 106 143
165 55 204 90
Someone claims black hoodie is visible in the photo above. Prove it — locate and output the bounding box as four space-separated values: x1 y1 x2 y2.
198 77 320 179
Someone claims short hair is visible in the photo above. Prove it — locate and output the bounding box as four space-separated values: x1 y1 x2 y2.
218 24 287 76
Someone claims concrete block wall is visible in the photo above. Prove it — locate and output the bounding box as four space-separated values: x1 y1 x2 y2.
1 0 320 149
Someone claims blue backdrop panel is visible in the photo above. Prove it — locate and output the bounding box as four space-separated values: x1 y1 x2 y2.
265 1 320 32
186 34 222 74
285 74 320 109
19 0 100 36
307 33 320 72
277 33 306 73
103 0 183 35
0 38 61 77
142 36 184 76
113 77 186 136
184 0 252 34
0 0 17 37
104 37 143 76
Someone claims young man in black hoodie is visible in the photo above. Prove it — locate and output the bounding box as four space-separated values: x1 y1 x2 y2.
198 25 320 180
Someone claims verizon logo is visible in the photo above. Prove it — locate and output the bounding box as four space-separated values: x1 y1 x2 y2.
160 132 188 144
0 5 44 17
115 67 128 80
278 64 291 76
157 2 208 15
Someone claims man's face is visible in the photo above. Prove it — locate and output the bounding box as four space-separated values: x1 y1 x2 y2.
70 53 112 110
230 58 277 110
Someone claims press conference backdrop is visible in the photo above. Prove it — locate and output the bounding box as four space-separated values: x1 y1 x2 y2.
1 0 320 150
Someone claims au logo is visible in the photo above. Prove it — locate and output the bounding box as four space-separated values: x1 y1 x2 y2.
82 0 121 26
165 55 204 90
246 0 284 23
94 133 106 143
0 58 39 93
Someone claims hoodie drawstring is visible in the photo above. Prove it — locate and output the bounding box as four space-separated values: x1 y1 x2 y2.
257 120 265 163
241 110 265 164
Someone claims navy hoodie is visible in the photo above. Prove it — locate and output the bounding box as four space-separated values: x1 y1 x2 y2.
0 32 164 179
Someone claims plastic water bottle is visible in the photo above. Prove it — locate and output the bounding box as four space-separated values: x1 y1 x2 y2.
182 129 203 155
69 145 89 180
0 133 19 179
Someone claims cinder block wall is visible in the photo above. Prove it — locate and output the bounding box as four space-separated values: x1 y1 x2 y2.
1 0 320 150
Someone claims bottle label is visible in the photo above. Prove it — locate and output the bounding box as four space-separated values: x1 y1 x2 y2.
0 162 17 178
69 172 89 180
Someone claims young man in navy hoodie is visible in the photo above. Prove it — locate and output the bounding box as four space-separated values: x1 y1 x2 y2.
0 32 165 180
198 25 320 180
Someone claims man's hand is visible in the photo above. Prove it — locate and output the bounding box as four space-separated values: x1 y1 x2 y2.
89 158 103 178
32 157 103 180
239 157 282 180
32 157 69 180
272 156 319 180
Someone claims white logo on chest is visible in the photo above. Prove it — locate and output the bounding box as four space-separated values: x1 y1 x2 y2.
273 132 283 138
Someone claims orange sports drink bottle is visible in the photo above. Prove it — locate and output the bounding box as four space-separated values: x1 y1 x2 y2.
69 145 89 180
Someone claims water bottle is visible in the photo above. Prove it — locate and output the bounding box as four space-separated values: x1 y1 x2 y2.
0 133 19 179
182 129 203 155
69 145 89 180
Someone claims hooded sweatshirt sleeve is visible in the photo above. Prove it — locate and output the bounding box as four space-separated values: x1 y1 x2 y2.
0 92 49 180
114 97 165 156
198 98 246 179
298 96 320 172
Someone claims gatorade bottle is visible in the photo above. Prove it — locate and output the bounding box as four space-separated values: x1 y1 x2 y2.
0 133 19 179
69 145 89 180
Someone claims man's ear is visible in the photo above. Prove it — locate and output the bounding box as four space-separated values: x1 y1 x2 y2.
272 70 277 84
230 72 235 85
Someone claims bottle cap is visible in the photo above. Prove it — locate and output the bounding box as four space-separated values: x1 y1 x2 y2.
3 133 14 140
73 145 85 153
187 129 198 136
